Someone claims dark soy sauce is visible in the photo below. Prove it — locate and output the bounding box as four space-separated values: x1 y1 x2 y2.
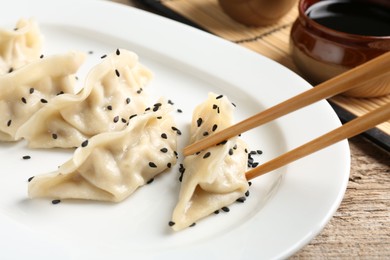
306 0 390 36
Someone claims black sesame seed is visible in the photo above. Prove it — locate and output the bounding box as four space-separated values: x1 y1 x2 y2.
136 88 143 94
57 91 64 95
228 149 233 156
216 94 223 99
248 181 252 186
167 162 172 168
129 114 137 119
145 107 151 111
236 197 246 203
149 162 157 168
257 150 263 155
113 116 119 123
189 223 196 227
160 148 168 153
245 190 250 197
161 133 167 139
245 148 248 153
233 144 237 150
155 102 162 107
40 98 48 103
212 124 218 132
126 97 131 104
221 206 230 212
7 119 12 127
212 104 218 109
250 151 257 155
168 221 175 227
29 88 34 94
100 54 107 59
21 97 27 104
177 109 182 113
248 157 254 164
217 140 228 145
171 126 181 135
107 105 113 110
217 107 220 114
214 210 220 214
146 178 154 184
88 50 94 55
75 76 79 80
179 164 185 173
203 131 209 136
168 100 174 105
22 155 31 160
156 116 162 119
28 176 34 182
8 67 13 73
81 140 89 147
115 69 120 77
203 152 211 159
39 54 44 59
52 133 58 139
51 199 61 205
197 118 203 127
252 162 259 167
121 118 127 123
116 49 120 55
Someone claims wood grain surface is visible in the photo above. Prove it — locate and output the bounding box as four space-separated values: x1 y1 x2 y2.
116 0 390 258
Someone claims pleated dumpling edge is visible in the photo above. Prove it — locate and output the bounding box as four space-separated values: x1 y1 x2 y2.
170 93 250 231
28 99 179 203
16 49 153 148
0 51 86 142
0 18 43 74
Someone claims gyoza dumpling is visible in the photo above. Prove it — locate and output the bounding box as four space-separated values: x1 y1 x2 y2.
0 52 85 141
16 49 152 148
28 100 178 202
0 18 43 74
170 93 249 231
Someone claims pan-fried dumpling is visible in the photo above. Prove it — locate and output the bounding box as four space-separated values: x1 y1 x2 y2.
16 49 153 148
28 100 178 202
0 52 85 141
0 18 43 74
170 93 249 231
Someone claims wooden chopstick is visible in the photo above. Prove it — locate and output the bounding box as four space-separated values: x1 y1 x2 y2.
183 51 390 156
245 101 390 180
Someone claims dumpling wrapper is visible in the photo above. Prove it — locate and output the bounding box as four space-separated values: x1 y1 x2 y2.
28 100 178 202
0 52 85 141
171 93 249 231
0 18 43 74
17 49 152 148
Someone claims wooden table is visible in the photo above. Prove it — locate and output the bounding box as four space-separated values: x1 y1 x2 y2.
115 0 390 258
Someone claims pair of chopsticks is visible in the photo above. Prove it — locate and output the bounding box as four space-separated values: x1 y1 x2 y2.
184 52 390 180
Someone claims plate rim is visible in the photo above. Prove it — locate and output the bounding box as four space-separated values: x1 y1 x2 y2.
0 0 351 259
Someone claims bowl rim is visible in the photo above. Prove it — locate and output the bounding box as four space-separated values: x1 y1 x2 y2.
298 0 390 41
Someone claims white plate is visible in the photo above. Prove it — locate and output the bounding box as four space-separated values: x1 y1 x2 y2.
0 0 350 259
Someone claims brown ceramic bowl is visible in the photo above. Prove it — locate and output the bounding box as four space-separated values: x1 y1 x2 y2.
290 0 390 97
219 0 298 26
